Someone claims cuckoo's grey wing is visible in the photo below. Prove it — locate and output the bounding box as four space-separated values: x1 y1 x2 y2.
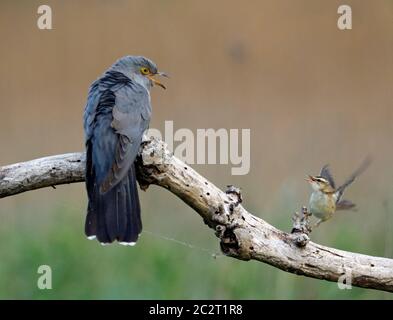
83 81 100 142
84 72 151 244
83 71 130 142
320 165 336 189
100 84 151 193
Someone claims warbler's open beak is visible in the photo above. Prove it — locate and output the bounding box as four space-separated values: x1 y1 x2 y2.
148 71 168 90
305 175 315 183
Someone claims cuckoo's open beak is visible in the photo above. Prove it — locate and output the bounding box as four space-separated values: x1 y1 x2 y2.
148 71 168 90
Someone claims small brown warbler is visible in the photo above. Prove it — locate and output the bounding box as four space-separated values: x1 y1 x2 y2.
306 158 371 228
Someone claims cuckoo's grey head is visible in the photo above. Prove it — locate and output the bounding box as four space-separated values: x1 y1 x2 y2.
110 55 167 90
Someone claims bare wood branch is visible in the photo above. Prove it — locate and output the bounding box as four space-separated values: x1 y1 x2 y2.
1 137 392 292
0 153 85 198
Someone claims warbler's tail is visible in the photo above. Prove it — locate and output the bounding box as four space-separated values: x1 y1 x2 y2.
336 199 356 211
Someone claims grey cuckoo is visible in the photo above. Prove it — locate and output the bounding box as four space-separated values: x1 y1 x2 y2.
83 56 166 245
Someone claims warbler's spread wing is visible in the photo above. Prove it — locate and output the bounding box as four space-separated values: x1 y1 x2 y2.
336 157 371 201
320 165 336 189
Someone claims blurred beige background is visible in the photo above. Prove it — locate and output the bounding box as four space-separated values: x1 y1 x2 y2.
0 0 392 299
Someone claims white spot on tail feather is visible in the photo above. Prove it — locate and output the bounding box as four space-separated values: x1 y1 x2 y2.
119 242 136 246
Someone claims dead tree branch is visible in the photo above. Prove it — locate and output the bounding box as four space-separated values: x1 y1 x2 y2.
1 137 392 292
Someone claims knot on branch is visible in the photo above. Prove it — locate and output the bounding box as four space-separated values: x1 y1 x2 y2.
290 206 312 247
225 185 243 216
136 136 173 190
226 185 242 204
215 224 251 261
140 136 172 166
211 188 251 260
210 186 243 226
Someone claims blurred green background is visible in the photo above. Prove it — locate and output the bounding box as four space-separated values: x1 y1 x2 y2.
0 0 392 299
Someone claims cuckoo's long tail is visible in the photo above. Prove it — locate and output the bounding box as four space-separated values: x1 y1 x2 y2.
85 160 142 245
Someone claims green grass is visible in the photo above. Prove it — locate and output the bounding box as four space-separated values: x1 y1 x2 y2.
0 203 391 300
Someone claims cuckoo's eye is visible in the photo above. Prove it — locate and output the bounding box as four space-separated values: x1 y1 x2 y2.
140 67 150 75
